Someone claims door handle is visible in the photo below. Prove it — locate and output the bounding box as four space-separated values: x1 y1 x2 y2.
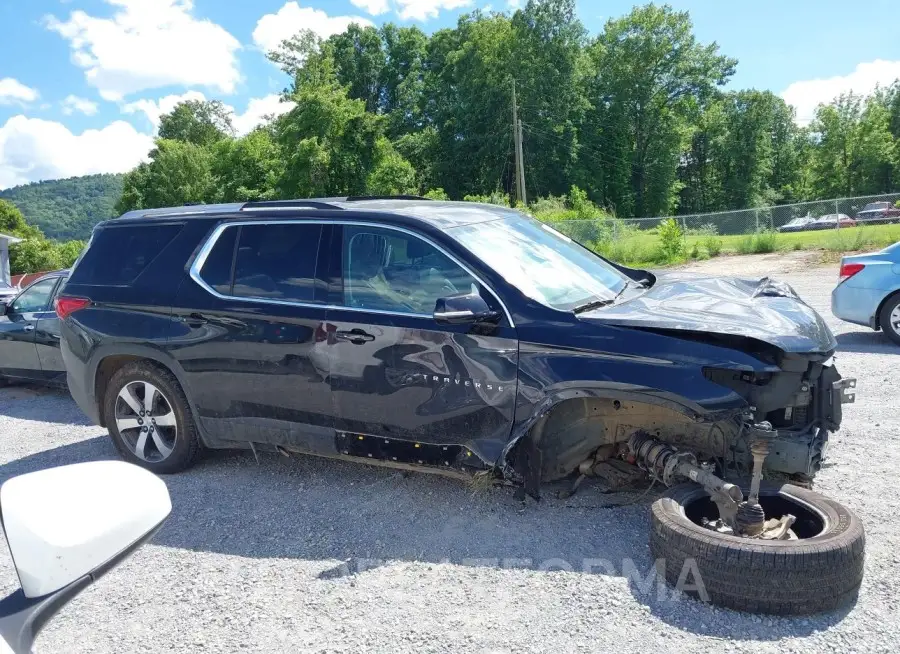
335 329 375 344
23 325 34 332
182 313 208 327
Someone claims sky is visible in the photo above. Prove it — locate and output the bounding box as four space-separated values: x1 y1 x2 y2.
0 0 899 190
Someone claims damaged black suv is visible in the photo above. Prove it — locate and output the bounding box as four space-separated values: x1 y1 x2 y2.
58 197 863 615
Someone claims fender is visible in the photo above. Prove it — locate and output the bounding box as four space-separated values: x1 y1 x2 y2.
500 382 747 499
86 343 208 440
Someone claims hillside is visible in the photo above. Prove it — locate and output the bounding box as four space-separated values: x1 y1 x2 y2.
0 173 124 241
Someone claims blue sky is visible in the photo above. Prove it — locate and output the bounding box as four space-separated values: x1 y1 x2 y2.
1 0 899 189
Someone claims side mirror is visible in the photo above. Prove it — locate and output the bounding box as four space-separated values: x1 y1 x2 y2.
433 292 500 325
0 461 171 652
0 303 7 316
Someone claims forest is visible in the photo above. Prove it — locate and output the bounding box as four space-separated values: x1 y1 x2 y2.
116 1 900 220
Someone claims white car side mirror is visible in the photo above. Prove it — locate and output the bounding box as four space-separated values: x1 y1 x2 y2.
0 461 171 653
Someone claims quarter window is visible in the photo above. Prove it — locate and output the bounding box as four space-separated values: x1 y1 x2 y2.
199 223 323 303
342 226 477 315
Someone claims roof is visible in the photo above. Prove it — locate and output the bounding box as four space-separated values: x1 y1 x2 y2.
0 232 24 244
109 197 517 230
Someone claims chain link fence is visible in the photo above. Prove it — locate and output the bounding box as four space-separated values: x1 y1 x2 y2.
546 193 900 263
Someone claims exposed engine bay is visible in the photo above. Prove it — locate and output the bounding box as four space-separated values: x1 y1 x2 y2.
514 357 856 540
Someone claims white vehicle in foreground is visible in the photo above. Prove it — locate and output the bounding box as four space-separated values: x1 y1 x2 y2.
0 461 171 653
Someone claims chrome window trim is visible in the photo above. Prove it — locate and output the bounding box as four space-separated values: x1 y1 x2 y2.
188 219 516 327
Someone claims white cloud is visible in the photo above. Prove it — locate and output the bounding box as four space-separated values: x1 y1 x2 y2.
0 116 153 190
122 91 295 136
782 59 900 125
61 95 99 116
231 95 296 136
0 78 39 106
506 0 521 8
122 90 208 129
252 2 373 54
45 0 241 102
395 0 473 21
351 0 390 15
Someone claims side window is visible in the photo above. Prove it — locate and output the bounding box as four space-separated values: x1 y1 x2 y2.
9 278 58 313
198 226 238 295
231 224 323 303
342 226 477 315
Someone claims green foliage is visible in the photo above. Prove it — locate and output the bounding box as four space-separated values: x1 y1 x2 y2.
656 218 685 260
159 100 234 146
0 175 122 240
463 192 510 206
1 199 85 274
423 188 450 200
367 138 418 195
116 140 215 213
736 230 777 254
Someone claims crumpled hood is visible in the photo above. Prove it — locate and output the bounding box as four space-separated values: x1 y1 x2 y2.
581 272 836 353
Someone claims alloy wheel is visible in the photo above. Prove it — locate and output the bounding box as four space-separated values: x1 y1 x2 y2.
114 381 178 462
890 303 900 336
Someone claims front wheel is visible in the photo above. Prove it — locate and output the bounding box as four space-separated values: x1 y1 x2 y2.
878 293 900 345
650 481 864 615
104 361 202 473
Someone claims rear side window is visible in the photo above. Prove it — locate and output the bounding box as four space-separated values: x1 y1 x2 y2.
69 224 182 286
198 223 323 303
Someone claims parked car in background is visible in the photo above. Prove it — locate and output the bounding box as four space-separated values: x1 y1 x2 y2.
855 201 900 224
0 269 68 386
777 215 817 233
832 241 900 344
811 214 856 230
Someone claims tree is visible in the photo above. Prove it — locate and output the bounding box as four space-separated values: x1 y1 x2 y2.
587 4 736 216
116 139 216 212
158 100 234 147
271 29 415 198
0 199 43 239
213 128 283 202
366 137 417 195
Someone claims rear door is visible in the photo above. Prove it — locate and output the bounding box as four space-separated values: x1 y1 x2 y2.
34 275 68 384
323 223 519 463
0 277 59 381
170 221 334 452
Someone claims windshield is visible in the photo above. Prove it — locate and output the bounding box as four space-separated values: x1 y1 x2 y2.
449 214 628 311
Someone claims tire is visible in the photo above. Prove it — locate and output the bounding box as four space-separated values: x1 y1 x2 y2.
878 293 900 346
650 481 864 615
104 360 202 474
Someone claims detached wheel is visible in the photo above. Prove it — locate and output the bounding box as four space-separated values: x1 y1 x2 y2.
878 293 900 345
104 361 201 474
650 481 864 615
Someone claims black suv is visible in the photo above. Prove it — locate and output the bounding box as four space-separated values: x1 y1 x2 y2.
58 198 863 613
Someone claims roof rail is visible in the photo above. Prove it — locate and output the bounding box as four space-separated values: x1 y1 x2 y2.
241 200 343 211
344 195 432 202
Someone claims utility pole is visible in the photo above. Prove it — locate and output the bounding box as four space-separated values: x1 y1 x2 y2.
517 118 527 207
511 79 526 206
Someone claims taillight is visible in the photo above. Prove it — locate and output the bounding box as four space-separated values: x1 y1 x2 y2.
55 296 91 319
839 262 865 282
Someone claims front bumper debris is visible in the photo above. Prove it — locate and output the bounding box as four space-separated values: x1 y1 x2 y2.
833 378 857 405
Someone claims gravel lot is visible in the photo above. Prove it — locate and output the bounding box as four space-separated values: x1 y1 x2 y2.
2 252 898 653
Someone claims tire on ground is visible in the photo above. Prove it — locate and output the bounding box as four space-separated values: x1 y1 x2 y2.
878 292 900 346
650 481 864 615
104 360 202 474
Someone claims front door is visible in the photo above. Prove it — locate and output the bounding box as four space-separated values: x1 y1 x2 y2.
324 224 518 465
170 222 333 452
0 277 59 381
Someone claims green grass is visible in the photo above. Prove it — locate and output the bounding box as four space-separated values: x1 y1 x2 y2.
586 224 900 268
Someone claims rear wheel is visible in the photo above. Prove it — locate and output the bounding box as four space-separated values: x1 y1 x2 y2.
650 481 864 615
104 361 201 473
878 293 900 345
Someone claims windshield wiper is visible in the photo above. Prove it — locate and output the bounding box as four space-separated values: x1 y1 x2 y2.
572 282 633 315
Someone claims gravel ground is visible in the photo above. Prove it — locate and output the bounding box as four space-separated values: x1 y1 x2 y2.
1 254 898 653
